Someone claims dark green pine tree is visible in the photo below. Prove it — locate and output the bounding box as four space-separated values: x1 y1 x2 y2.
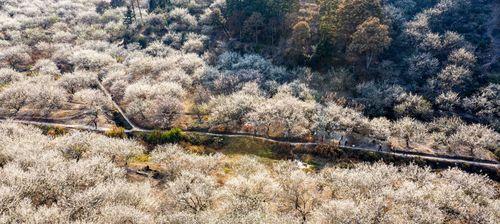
148 0 157 12
123 5 135 28
122 5 136 46
148 0 170 12
110 0 126 8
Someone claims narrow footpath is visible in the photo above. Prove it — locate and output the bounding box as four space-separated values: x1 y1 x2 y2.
1 77 497 179
1 118 497 172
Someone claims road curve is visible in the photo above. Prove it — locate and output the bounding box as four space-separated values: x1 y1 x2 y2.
5 78 493 174
96 79 146 132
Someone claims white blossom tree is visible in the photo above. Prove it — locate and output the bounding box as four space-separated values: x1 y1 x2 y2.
448 124 499 156
74 89 113 129
312 102 370 140
31 59 61 77
58 71 98 95
69 49 115 71
124 81 185 128
0 82 31 115
208 88 263 131
166 171 217 214
392 117 428 148
0 68 23 85
246 92 316 138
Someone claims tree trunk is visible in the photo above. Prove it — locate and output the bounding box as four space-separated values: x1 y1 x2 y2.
366 52 374 70
301 214 307 224
271 25 275 45
13 107 21 115
93 115 98 129
135 0 144 24
130 0 136 16
254 26 258 44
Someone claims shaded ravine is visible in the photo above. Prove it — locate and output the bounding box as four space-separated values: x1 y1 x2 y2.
96 78 145 131
483 1 500 70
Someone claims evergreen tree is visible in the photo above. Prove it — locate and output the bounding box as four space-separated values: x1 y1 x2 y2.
347 17 391 69
123 5 136 45
285 21 312 66
225 0 299 44
123 5 136 28
148 0 170 12
110 0 125 8
320 0 383 43
95 1 110 14
242 13 264 44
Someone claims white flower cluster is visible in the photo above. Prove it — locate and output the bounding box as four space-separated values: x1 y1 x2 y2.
0 122 498 223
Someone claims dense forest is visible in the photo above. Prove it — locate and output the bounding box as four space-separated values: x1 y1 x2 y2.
0 0 498 222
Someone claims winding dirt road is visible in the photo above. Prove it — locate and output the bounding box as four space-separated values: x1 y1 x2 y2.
96 78 146 131
1 118 497 172
1 75 497 178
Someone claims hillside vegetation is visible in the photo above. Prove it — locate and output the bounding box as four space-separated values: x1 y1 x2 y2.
0 0 498 222
0 122 498 223
0 0 498 160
